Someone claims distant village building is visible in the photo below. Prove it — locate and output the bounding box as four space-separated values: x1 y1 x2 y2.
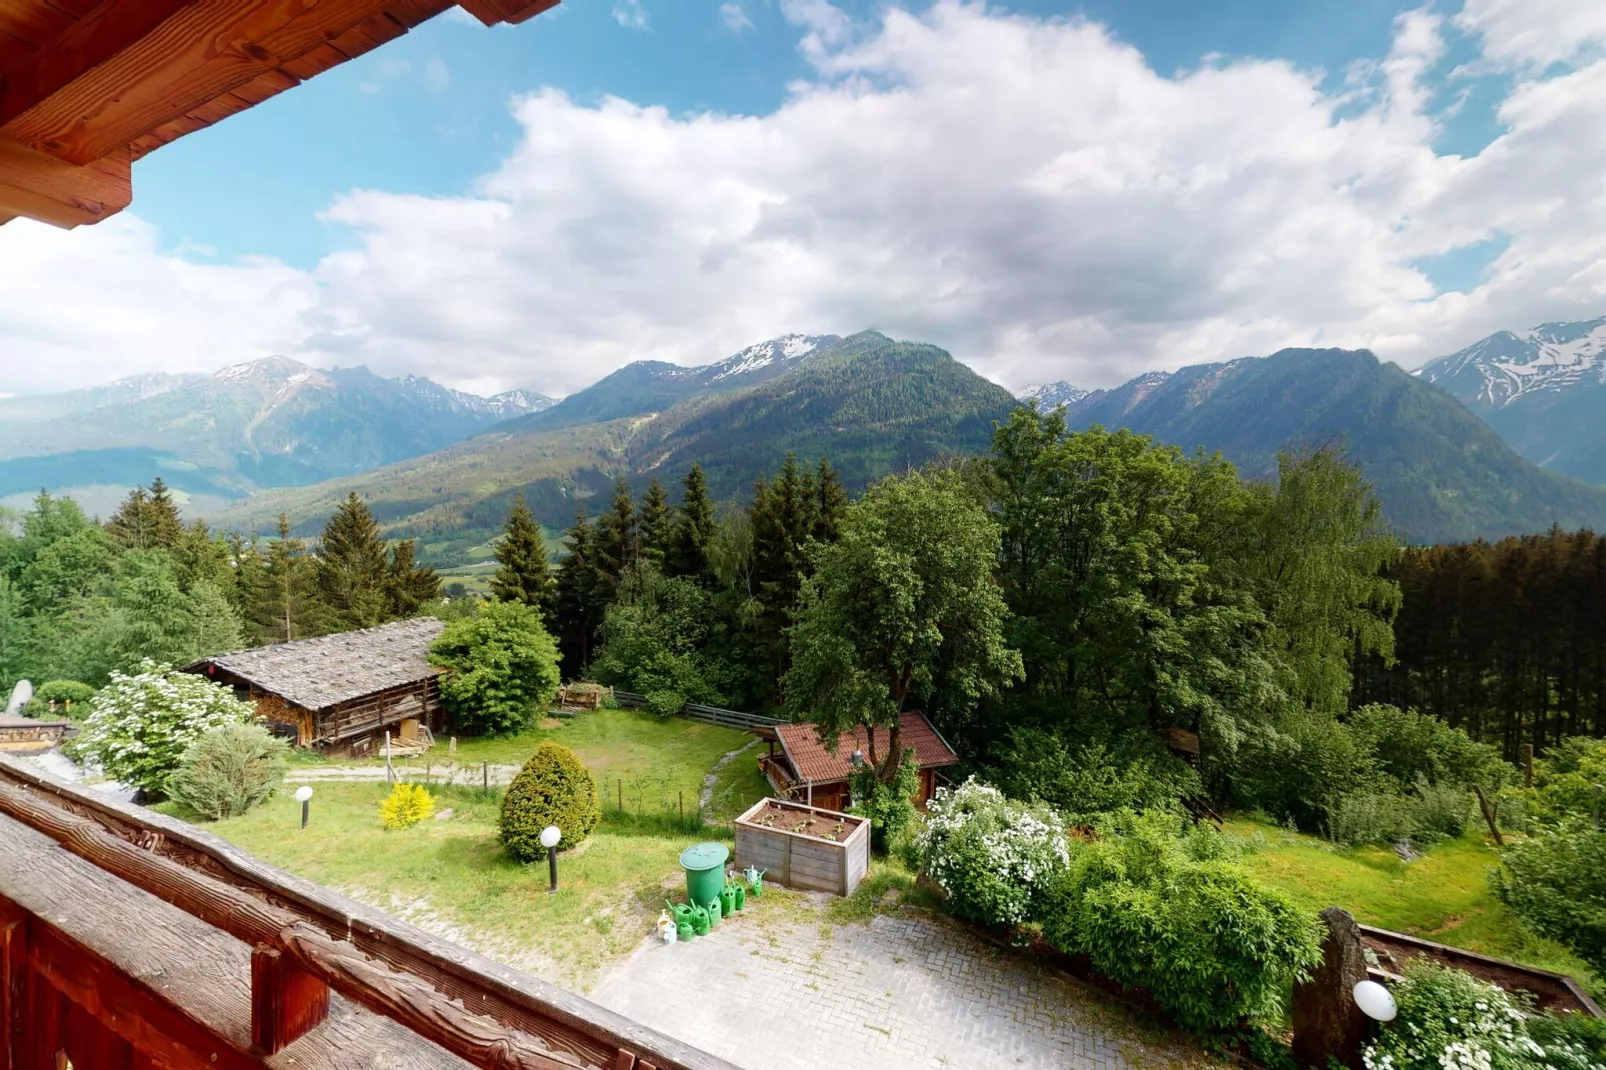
761 710 960 813
184 618 447 757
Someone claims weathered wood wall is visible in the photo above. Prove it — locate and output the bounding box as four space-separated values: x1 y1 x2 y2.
733 799 870 897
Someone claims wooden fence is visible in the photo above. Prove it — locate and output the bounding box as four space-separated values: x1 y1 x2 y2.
610 692 785 731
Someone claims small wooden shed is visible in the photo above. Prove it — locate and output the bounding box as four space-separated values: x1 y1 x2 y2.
184 618 447 756
760 711 960 814
0 714 71 755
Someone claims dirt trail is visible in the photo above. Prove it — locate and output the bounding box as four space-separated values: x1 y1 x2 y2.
700 740 758 812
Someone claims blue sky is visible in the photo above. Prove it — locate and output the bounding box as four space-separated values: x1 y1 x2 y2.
135 0 1506 277
4 0 1604 398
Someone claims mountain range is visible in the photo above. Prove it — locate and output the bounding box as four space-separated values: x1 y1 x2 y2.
8 315 1606 548
0 358 550 516
208 331 1016 539
1051 348 1606 543
1416 317 1606 485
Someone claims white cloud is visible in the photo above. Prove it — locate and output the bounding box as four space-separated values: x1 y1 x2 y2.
721 3 755 34
613 0 649 31
1456 0 1606 70
4 0 1606 398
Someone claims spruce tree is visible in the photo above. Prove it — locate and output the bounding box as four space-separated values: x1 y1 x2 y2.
386 539 442 618
554 510 605 670
146 477 184 548
172 520 235 593
490 494 556 620
749 454 818 692
666 463 716 583
316 493 391 629
105 487 153 550
256 514 329 643
638 478 672 566
813 458 849 542
596 478 637 590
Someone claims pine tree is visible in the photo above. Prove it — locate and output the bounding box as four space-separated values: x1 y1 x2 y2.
172 520 235 593
666 463 716 582
749 454 818 691
638 478 672 566
316 493 391 629
596 478 638 590
490 495 556 620
256 514 328 643
555 510 605 671
386 539 441 618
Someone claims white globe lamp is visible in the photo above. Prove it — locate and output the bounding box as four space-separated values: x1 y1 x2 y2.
1353 980 1397 1022
294 785 314 829
540 825 562 893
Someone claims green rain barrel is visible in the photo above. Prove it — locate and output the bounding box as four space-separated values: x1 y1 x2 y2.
679 842 730 908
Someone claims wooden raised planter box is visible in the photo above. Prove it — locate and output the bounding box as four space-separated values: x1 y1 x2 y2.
734 798 870 896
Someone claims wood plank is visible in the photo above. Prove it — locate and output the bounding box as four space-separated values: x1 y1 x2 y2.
0 1 78 51
0 136 127 227
1 0 406 164
0 0 196 128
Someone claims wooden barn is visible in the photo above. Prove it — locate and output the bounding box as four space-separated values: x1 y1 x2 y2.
185 618 448 756
760 710 961 813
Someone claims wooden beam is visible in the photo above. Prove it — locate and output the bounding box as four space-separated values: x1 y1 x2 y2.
1 901 24 1070
1 0 406 165
0 137 128 228
456 0 558 27
250 945 330 1055
0 0 197 128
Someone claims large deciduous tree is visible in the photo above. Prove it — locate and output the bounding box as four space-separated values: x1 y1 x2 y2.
430 600 561 736
784 468 1022 781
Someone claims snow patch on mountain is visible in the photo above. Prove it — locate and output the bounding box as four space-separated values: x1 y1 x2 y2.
1417 317 1606 407
710 333 833 382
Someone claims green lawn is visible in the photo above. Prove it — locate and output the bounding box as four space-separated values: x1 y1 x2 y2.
159 708 774 989
1225 819 1600 994
390 706 761 820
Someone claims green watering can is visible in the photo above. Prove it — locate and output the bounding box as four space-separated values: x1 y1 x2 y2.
691 904 711 937
744 865 766 897
706 895 722 928
721 883 739 916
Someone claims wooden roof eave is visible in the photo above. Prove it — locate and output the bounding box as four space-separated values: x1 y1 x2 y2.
0 0 560 230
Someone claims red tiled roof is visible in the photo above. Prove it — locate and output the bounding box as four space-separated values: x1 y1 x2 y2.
774 711 959 784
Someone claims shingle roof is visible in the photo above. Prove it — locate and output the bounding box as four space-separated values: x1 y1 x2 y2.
185 618 446 712
774 711 959 784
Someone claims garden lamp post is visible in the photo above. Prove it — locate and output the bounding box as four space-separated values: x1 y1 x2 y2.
541 825 561 893
295 785 313 829
1353 980 1397 1023
851 749 864 770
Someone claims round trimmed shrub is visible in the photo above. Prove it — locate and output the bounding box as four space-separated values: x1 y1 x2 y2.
500 741 601 859
165 722 289 821
26 680 95 717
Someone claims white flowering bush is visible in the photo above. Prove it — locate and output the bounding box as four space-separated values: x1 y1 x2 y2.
1364 962 1605 1070
917 777 1070 925
75 661 255 798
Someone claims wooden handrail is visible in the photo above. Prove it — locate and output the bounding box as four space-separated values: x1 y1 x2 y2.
0 754 738 1070
0 782 583 1068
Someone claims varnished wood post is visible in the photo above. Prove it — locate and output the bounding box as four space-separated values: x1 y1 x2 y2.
250 945 329 1054
1 903 25 1070
1523 744 1534 789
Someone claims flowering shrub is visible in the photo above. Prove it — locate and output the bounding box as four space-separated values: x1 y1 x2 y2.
379 783 436 830
917 777 1070 925
1363 962 1605 1070
73 661 254 797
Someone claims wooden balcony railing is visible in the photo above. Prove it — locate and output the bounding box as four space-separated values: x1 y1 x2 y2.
0 753 740 1070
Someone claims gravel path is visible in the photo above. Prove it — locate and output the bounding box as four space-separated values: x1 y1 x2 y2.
700 740 758 812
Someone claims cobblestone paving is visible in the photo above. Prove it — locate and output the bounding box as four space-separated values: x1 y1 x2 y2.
590 900 1213 1070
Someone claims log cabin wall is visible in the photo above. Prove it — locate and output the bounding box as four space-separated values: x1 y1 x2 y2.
314 678 444 751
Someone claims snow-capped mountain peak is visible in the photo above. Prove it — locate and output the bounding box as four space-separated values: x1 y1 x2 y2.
1417 316 1606 407
1016 381 1090 408
709 333 838 382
